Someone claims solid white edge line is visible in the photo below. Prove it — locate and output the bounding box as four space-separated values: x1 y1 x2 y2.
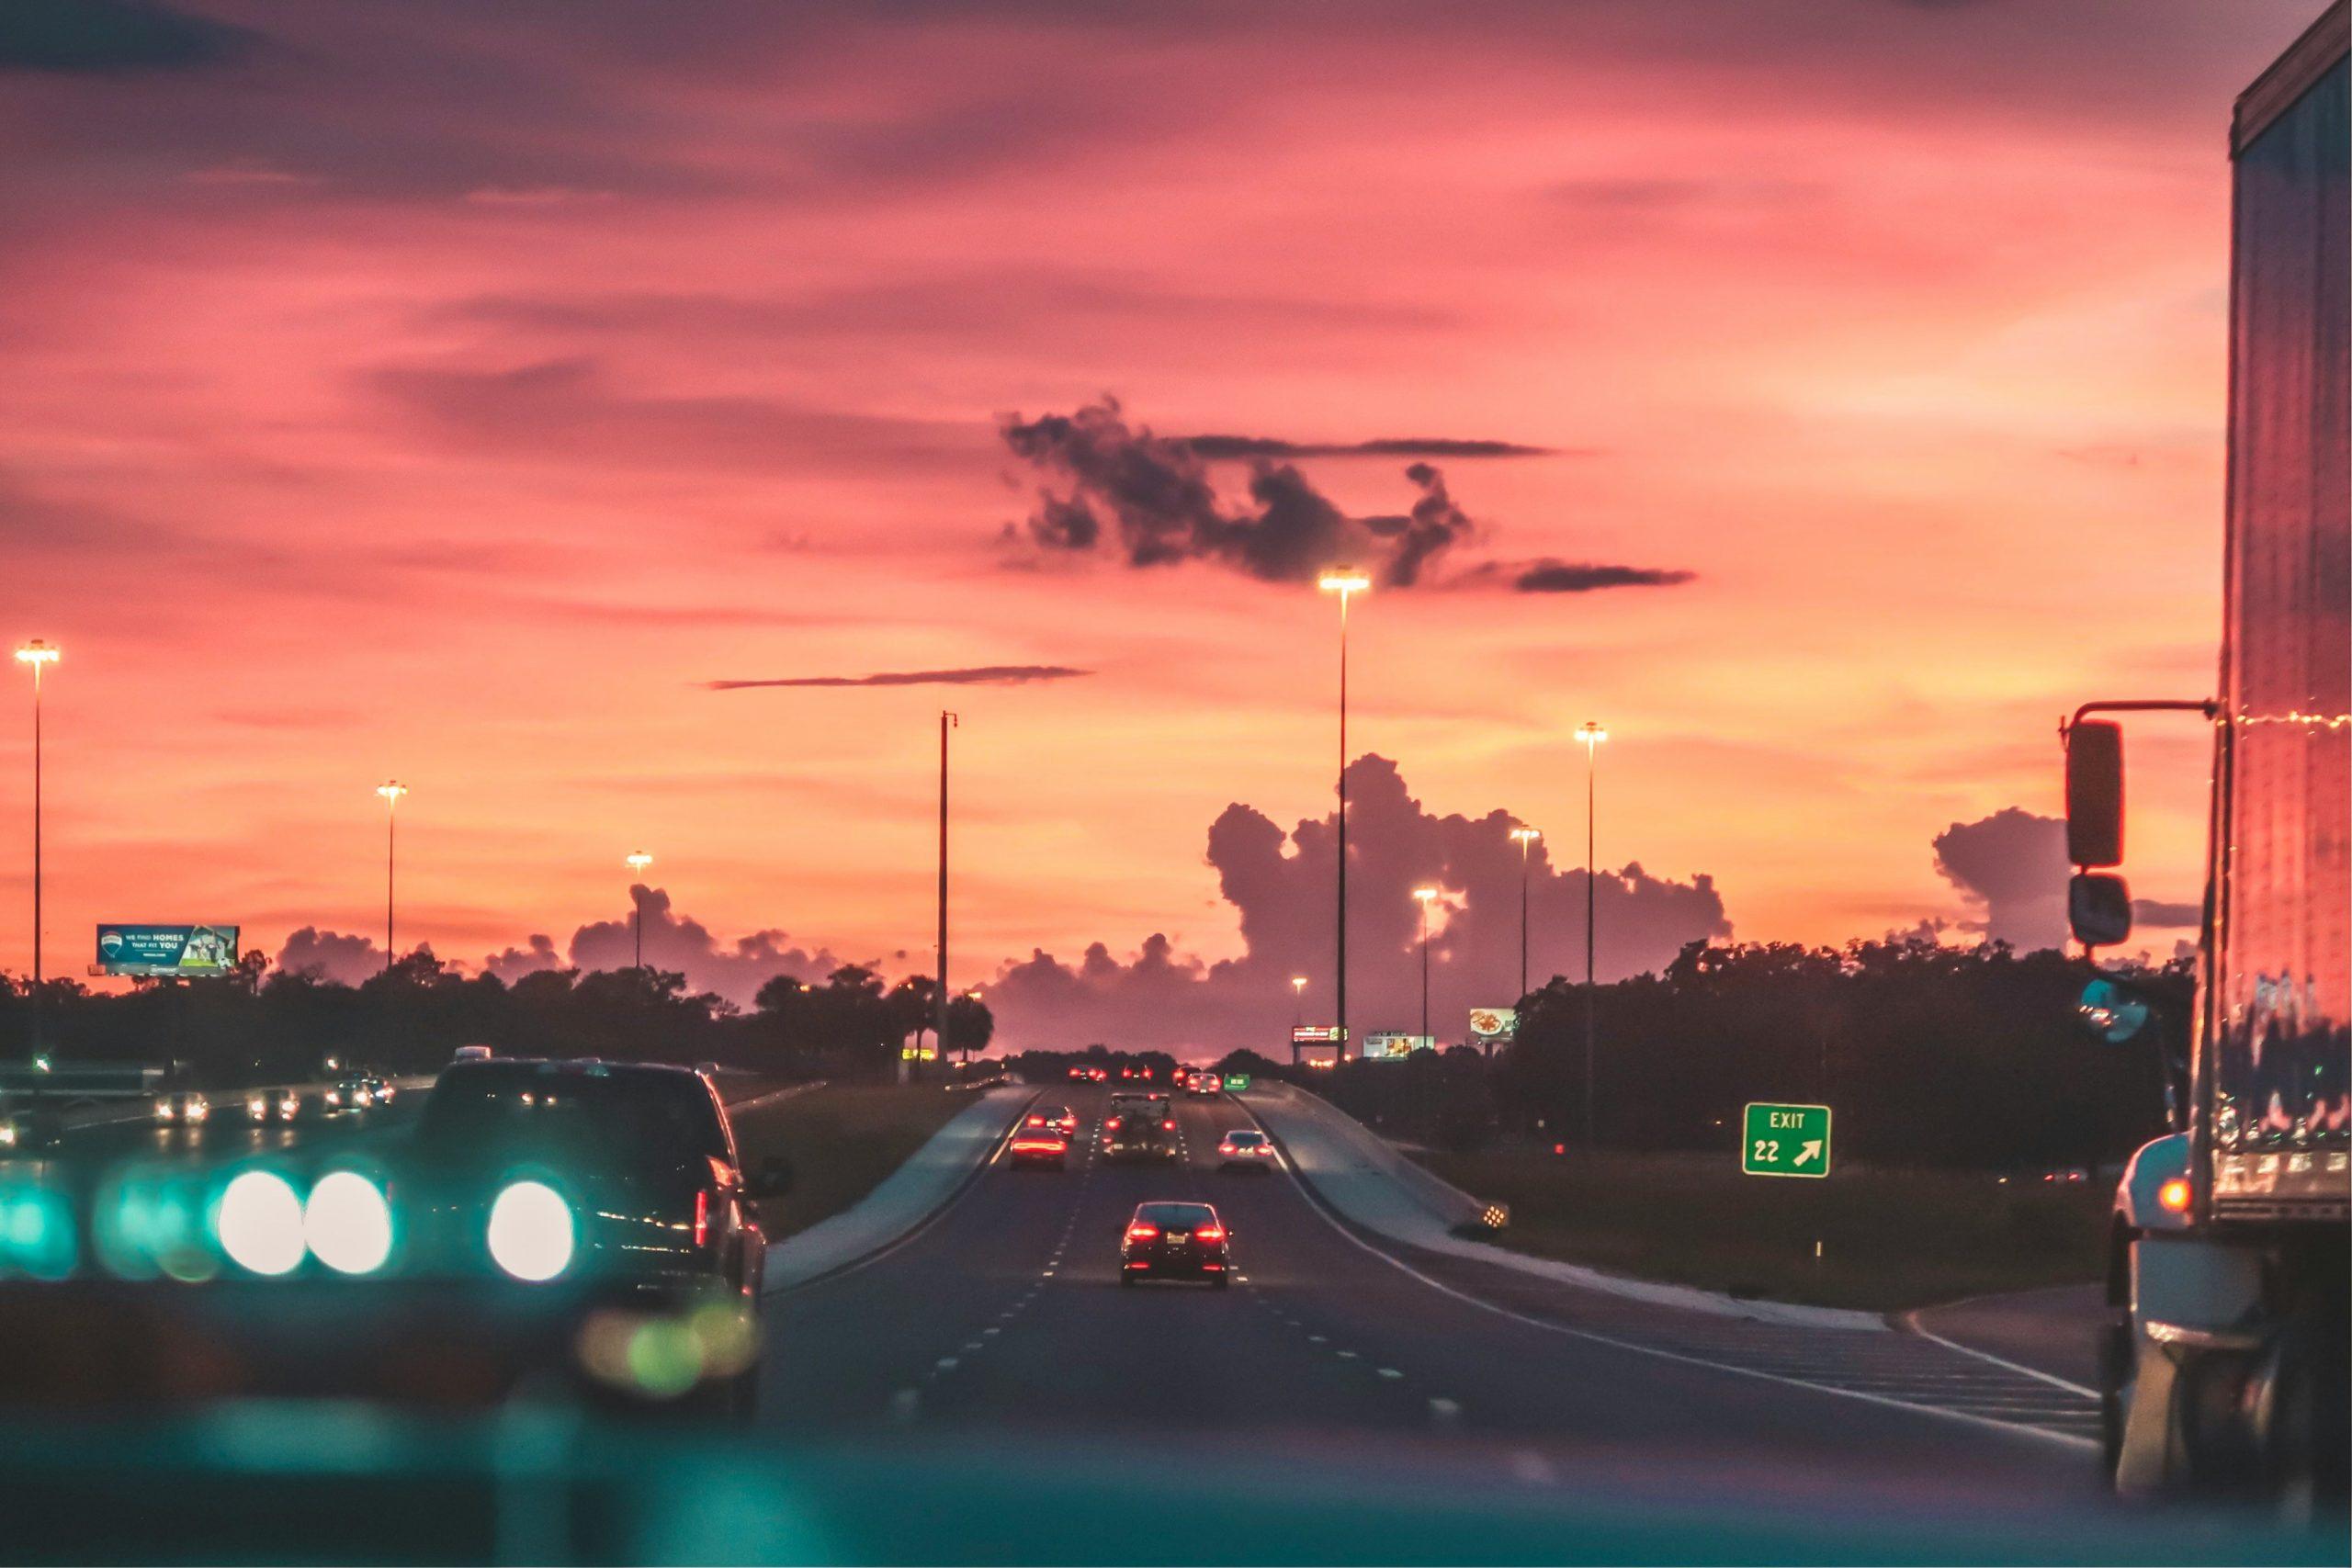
1897 1313 2101 1401
1236 1092 2099 1454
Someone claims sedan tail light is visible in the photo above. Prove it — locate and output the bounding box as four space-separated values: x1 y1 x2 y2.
1161 1119 1176 1131
1125 1223 1159 1241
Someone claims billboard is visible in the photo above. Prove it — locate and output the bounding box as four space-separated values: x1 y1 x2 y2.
96 924 241 977
1360 1032 1434 1061
1291 1025 1346 1044
1468 1007 1517 1043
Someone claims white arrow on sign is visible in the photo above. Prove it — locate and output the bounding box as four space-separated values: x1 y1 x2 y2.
1794 1140 1823 1166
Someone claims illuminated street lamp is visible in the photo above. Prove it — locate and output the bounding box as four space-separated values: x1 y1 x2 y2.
14 641 58 1062
1288 974 1309 1065
1576 720 1608 1145
1412 886 1440 1047
375 782 407 973
1509 826 1541 1002
625 851 653 970
1317 568 1371 1058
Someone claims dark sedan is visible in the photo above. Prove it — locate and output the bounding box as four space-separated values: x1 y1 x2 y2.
1119 1201 1230 1287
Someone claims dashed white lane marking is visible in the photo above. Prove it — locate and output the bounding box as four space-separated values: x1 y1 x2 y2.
982 1326 1001 1337
890 1388 921 1422
1376 1367 1404 1380
963 1340 984 1352
1428 1396 1462 1424
934 1357 959 1371
1257 1120 2098 1452
1307 1335 1327 1345
1335 1350 1359 1360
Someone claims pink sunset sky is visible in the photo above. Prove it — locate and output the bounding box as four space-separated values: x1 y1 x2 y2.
0 1 2321 1048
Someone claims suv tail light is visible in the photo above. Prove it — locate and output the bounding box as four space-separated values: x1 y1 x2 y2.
1161 1118 1176 1131
1125 1223 1159 1241
1193 1225 1225 1244
1104 1116 1122 1130
695 1189 710 1248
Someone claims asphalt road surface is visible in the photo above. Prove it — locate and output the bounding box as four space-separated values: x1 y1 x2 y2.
761 1083 2137 1527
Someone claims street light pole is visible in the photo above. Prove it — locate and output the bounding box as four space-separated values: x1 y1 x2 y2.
375 782 407 972
1317 569 1370 1061
1576 721 1607 1145
626 851 653 969
1413 886 1438 1045
15 641 58 1062
934 710 957 1078
1509 826 1540 1001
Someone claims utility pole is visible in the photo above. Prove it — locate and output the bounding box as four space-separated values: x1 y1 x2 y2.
626 851 653 970
1413 887 1438 1045
1577 721 1607 1146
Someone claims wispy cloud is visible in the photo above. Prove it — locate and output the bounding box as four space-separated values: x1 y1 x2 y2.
1180 434 1559 460
707 665 1093 691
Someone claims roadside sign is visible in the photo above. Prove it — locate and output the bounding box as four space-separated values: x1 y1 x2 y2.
1741 1102 1831 1178
1361 1032 1433 1060
1468 1007 1516 1043
1223 1074 1251 1091
96 923 240 977
1291 1025 1345 1044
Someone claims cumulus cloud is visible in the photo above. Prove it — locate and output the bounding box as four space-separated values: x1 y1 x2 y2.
1931 807 2070 951
483 886 842 1008
986 754 1732 1053
1001 397 1475 587
275 927 390 987
707 665 1091 691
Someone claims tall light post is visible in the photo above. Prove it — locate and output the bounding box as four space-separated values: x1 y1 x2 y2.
625 851 653 969
933 710 957 1080
1576 720 1608 1145
15 641 58 1061
1412 886 1439 1045
1509 825 1541 1001
375 782 407 972
1317 568 1370 1059
1289 974 1308 1065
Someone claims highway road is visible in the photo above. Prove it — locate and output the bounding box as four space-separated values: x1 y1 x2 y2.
760 1082 2134 1527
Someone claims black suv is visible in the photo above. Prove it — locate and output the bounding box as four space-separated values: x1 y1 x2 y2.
1101 1100 1178 1163
402 1059 788 1408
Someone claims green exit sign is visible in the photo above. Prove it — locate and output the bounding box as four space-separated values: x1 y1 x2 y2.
1742 1102 1831 1178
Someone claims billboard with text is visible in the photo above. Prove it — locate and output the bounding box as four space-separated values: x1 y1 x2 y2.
95 924 241 977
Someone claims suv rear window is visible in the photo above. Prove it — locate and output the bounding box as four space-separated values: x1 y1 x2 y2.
417 1063 730 1172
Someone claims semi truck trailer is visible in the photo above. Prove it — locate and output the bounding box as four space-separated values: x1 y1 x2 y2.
2061 0 2347 1503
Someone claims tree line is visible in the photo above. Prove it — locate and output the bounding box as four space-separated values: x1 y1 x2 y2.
1217 938 2184 1172
0 948 994 1087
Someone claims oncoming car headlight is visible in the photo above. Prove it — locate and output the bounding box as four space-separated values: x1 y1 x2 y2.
486 1180 573 1282
216 1170 305 1277
303 1170 393 1276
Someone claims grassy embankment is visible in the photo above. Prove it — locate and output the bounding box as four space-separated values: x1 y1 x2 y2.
1412 1146 2109 1313
729 1083 977 1241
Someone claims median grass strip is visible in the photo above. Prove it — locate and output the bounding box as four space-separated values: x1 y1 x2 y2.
1412 1147 2109 1313
732 1083 974 1241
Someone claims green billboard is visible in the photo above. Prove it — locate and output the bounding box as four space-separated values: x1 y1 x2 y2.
96 924 241 977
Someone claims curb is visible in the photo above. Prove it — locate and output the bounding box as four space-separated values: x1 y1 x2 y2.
763 1087 1038 1296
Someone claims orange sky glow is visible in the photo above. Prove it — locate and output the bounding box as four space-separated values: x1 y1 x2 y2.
0 1 2324 1047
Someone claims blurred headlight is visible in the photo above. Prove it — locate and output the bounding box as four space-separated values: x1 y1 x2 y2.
246 1096 268 1120
217 1171 305 1276
154 1101 175 1122
487 1180 573 1282
0 1123 18 1148
303 1171 394 1275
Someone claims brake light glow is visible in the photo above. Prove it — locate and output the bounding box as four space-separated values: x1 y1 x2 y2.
695 1189 710 1248
1125 1223 1159 1241
1218 1143 1237 1155
1104 1116 1122 1131
1193 1224 1225 1244
2158 1178 2191 1213
1161 1119 1175 1131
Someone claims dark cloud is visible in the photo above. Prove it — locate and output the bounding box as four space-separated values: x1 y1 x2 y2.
1181 434 1555 460
276 927 390 987
2132 898 2201 928
1931 807 2069 951
1001 397 1476 587
483 887 843 1008
707 665 1091 691
0 0 252 74
1510 559 1698 593
987 754 1733 1053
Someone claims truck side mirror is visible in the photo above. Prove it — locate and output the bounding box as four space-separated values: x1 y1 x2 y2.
2065 720 2125 868
2069 872 2132 948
